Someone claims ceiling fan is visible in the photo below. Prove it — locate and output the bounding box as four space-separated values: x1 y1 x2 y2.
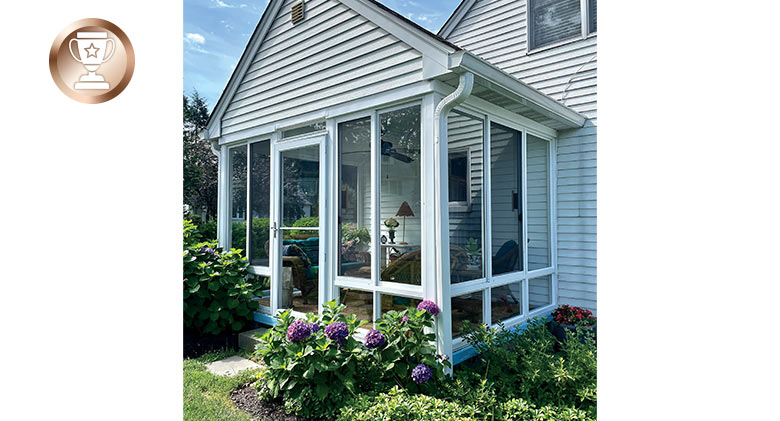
381 141 413 163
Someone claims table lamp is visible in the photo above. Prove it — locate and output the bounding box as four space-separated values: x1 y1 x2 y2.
395 201 414 245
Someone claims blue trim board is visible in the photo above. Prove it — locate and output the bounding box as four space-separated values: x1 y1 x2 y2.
253 312 277 326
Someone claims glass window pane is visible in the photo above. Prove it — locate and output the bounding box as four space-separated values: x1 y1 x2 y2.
229 146 247 253
491 282 522 324
449 111 484 284
529 275 552 310
282 121 325 138
529 0 582 50
589 0 597 33
379 294 421 316
526 134 551 270
339 288 373 327
452 291 483 338
490 123 522 275
379 105 422 286
281 146 320 226
249 141 270 266
338 117 372 279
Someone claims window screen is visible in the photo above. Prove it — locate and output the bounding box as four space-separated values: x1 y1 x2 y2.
529 0 582 50
588 0 597 33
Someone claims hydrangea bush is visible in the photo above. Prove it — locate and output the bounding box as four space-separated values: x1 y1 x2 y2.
183 219 263 335
255 299 450 418
254 301 367 418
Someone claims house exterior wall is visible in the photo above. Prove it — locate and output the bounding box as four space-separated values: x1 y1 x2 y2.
220 0 425 138
444 0 597 312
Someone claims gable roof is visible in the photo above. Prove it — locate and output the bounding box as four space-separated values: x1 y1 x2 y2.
437 0 478 39
205 0 461 138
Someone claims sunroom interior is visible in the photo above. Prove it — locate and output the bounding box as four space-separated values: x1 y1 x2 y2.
215 55 585 362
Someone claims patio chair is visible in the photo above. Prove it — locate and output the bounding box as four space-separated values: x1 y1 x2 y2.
492 240 520 275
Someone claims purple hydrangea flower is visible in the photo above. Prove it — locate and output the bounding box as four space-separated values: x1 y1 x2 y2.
364 329 386 349
200 246 216 255
411 364 432 384
286 320 312 342
401 315 408 323
309 323 320 333
439 353 449 361
417 300 440 315
325 321 349 342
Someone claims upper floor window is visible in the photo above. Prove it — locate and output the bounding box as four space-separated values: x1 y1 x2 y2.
529 0 596 51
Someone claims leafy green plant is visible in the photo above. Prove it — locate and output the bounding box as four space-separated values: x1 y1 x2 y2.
183 219 262 335
254 301 368 418
461 318 597 416
341 223 371 246
371 307 450 392
465 237 481 255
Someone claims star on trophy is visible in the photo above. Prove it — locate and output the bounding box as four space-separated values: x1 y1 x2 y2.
68 32 115 90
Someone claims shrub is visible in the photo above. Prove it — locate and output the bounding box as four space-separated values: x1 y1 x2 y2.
254 299 450 418
336 387 594 421
254 301 368 418
462 318 597 416
183 219 262 335
371 303 450 392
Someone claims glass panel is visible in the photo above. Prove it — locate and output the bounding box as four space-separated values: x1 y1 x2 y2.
339 288 373 327
279 145 320 314
491 282 522 324
529 275 552 310
449 111 484 283
448 150 468 203
338 117 372 279
281 145 320 227
229 146 247 253
490 123 522 275
379 294 421 316
589 0 597 33
253 275 271 312
452 291 483 338
282 121 325 138
379 105 422 285
529 0 582 50
526 134 551 270
249 141 270 266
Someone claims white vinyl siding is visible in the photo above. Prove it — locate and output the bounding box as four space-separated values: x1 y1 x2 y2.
445 0 597 313
221 0 424 137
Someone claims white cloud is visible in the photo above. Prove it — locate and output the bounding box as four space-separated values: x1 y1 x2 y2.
214 0 235 8
185 33 206 44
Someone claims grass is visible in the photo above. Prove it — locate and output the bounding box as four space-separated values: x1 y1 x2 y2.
183 349 263 421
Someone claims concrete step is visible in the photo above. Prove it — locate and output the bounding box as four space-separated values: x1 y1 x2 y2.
238 327 269 352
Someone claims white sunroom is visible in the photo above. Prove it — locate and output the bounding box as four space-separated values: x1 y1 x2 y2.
203 0 587 363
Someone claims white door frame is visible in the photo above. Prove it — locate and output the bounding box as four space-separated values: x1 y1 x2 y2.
270 133 329 316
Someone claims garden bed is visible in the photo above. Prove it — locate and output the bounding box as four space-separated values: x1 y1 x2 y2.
183 328 239 359
231 385 323 421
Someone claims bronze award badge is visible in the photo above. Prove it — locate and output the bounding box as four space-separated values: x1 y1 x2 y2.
49 18 134 104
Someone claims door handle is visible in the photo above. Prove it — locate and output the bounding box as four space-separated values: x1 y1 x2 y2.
271 221 278 238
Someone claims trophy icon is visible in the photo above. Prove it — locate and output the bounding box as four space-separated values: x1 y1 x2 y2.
68 32 115 90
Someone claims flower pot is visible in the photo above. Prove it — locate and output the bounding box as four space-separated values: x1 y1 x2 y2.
549 321 597 343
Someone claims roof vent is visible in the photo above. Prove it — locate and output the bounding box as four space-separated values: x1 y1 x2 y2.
291 1 305 25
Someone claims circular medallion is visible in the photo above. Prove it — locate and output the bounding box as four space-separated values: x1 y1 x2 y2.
49 18 135 104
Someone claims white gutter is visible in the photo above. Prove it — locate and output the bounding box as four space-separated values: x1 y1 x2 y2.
432 72 474 370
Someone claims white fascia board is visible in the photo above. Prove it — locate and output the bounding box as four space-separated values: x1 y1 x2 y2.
205 0 285 139
340 0 455 77
437 0 477 39
449 51 587 129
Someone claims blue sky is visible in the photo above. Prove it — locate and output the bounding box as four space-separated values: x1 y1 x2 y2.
184 0 462 110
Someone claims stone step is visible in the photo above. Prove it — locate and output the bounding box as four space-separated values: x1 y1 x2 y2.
205 355 261 377
238 327 269 352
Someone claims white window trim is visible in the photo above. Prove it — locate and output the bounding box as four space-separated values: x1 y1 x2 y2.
526 0 597 55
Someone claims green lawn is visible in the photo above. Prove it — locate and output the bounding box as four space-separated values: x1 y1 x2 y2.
183 350 262 421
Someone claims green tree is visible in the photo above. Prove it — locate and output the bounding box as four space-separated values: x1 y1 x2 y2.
183 91 217 220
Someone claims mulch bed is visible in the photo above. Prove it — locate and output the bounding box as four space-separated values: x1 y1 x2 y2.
230 385 324 421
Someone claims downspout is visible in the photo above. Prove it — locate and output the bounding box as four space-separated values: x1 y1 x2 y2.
432 72 474 368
